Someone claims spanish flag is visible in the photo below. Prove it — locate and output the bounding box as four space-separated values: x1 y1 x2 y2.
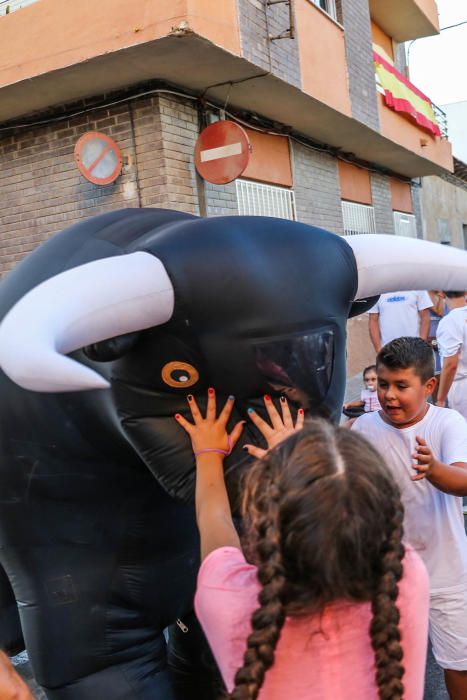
373 51 441 137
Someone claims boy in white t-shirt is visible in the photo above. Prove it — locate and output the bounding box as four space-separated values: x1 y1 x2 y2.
352 337 467 700
368 290 432 353
436 291 467 419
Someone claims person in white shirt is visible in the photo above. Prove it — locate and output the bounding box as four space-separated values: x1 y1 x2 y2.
436 291 467 420
352 337 467 700
368 291 432 353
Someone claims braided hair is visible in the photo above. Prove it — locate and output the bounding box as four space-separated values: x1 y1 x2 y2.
229 420 405 700
369 506 405 699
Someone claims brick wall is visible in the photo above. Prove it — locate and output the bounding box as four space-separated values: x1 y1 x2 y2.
238 0 301 88
0 93 201 275
204 181 239 217
292 142 344 234
0 104 137 276
338 0 379 130
155 96 199 214
131 95 199 213
371 172 394 235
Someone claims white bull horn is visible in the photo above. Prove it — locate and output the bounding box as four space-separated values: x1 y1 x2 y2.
0 252 174 393
345 234 467 299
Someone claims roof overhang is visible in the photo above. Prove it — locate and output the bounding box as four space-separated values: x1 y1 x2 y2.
0 32 450 178
369 0 439 42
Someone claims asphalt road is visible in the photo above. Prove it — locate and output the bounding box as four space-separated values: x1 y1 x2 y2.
13 644 451 699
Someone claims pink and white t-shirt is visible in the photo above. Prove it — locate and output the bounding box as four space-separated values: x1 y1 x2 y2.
361 388 381 412
195 546 429 700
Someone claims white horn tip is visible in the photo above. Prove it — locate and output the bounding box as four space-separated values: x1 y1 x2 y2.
0 348 110 393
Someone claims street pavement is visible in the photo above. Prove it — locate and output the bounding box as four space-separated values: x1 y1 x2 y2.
13 645 451 699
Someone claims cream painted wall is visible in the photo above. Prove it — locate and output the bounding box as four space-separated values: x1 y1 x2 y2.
419 175 467 248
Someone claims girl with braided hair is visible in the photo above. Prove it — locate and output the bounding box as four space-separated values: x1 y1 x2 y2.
175 390 429 700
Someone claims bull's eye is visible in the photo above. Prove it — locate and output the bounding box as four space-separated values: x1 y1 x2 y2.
161 361 199 389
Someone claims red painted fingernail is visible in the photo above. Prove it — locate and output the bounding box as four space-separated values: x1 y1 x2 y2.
175 413 181 420
264 394 271 401
187 395 193 402
208 388 214 395
298 408 304 415
280 396 286 403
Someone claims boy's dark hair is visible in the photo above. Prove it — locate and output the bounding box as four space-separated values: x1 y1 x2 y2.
363 364 376 379
444 291 465 299
377 337 434 382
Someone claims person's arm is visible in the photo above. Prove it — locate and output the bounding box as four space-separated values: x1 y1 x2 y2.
175 392 243 560
0 652 33 700
195 453 240 561
343 399 365 409
418 308 430 341
436 353 459 407
175 391 304 560
412 436 467 496
368 313 382 353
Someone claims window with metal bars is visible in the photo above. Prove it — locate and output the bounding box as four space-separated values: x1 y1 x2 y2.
394 211 417 238
236 180 296 220
341 201 376 235
436 218 451 244
0 0 39 14
310 0 337 21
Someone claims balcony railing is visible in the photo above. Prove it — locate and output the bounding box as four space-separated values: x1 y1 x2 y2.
432 103 448 139
342 201 377 236
0 0 39 15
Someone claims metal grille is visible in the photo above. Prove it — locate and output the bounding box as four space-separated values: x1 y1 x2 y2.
393 211 417 238
310 0 337 21
341 201 376 235
236 180 296 220
432 103 448 139
0 0 39 14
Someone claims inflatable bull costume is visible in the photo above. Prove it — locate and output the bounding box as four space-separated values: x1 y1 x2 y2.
0 208 466 699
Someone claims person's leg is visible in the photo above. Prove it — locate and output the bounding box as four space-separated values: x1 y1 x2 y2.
444 669 467 699
429 588 467 700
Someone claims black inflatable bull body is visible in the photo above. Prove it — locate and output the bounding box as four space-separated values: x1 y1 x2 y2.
0 208 464 699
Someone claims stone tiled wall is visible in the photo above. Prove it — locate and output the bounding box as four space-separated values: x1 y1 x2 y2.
237 0 301 88
371 172 395 235
394 42 407 74
338 0 379 130
292 141 344 233
411 182 424 239
204 180 239 217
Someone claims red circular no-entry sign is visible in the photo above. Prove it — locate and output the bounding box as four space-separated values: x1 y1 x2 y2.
74 131 123 185
194 121 252 184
